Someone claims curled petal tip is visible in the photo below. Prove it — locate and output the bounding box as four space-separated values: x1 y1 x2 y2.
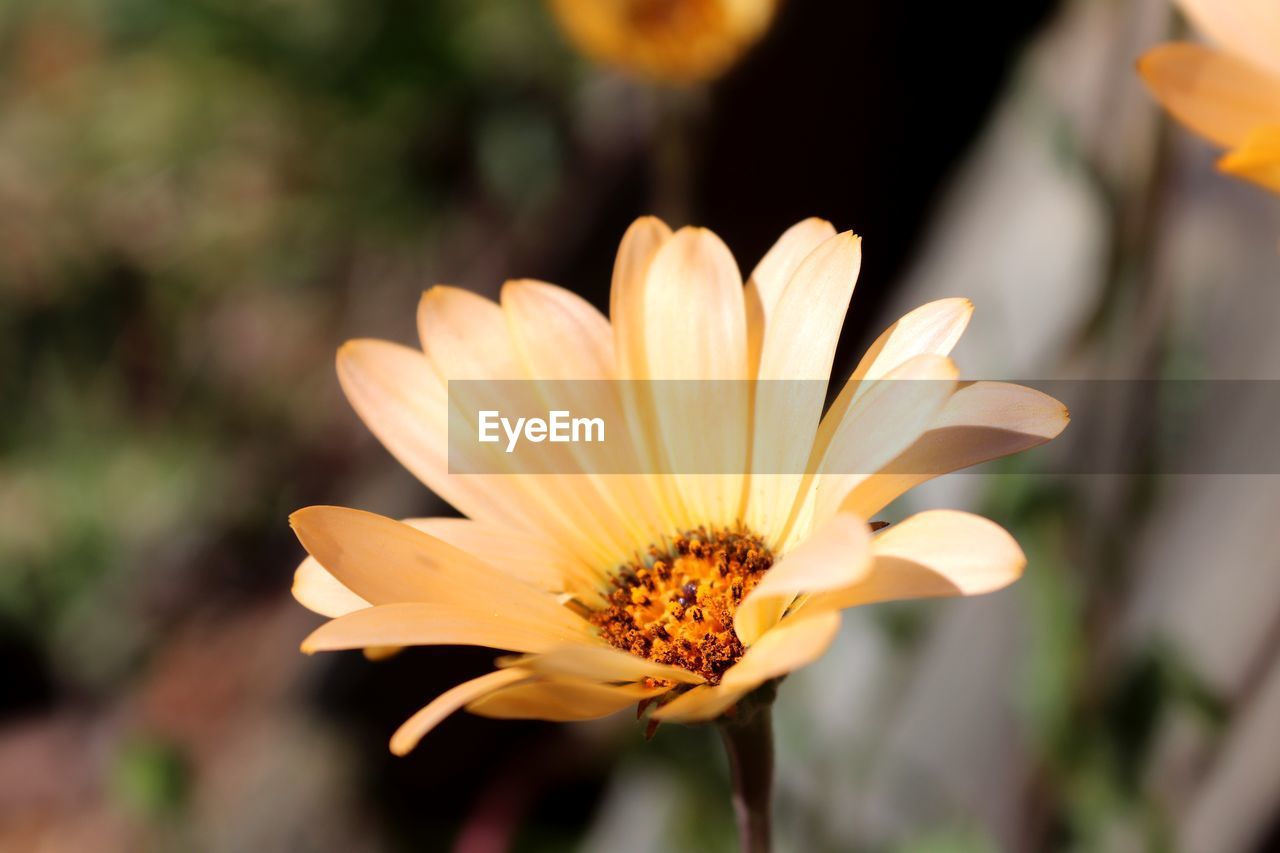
288 505 325 528
334 340 359 363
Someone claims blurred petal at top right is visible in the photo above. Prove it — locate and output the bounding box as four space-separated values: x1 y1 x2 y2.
1139 0 1280 192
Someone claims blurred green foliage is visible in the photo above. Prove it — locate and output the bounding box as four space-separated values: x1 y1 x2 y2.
983 451 1228 851
893 826 999 853
111 734 190 819
0 0 578 692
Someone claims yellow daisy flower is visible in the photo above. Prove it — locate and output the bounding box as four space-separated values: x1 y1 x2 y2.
547 0 778 84
290 217 1068 757
1140 0 1280 192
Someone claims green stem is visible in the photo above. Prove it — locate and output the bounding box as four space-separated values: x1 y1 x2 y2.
651 85 704 224
718 705 774 853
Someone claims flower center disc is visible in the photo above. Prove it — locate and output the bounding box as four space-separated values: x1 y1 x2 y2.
591 528 773 684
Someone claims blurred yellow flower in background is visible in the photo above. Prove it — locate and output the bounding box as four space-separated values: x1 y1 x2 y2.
1140 0 1280 192
289 217 1068 755
547 0 778 83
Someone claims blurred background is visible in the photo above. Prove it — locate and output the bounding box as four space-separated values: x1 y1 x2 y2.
3 0 1280 850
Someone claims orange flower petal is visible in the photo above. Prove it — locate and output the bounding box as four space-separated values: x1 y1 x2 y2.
301 602 593 655
747 232 861 541
809 353 959 525
722 610 841 689
336 339 525 531
649 682 752 723
467 677 671 721
612 216 673 379
289 506 594 637
735 512 870 646
497 644 705 685
293 555 370 618
1139 42 1280 149
501 279 668 551
790 300 973 539
803 510 1026 613
640 227 750 527
744 217 838 375
391 669 530 755
840 380 1069 518
1217 125 1280 192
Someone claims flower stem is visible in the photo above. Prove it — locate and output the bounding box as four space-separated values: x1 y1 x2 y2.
718 704 774 853
651 85 704 225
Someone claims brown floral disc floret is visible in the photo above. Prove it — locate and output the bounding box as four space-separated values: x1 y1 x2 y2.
591 527 773 684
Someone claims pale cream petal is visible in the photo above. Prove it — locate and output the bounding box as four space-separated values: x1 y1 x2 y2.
650 683 752 723
294 515 603 630
497 644 704 685
782 301 972 542
853 297 973 380
1217 125 1280 192
774 352 957 551
747 232 861 542
501 279 616 380
735 512 871 645
467 677 670 721
417 285 524 379
416 286 595 533
301 602 590 655
819 298 972 433
402 517 602 604
612 216 673 379
289 506 594 637
337 339 614 578
1177 0 1280 79
744 217 838 375
807 353 959 529
1138 43 1280 149
640 227 750 527
501 280 666 552
840 381 1070 517
292 513 606 657
722 610 842 688
639 225 748 374
293 556 369 618
416 285 636 569
336 339 525 531
803 510 1026 612
390 669 529 755
610 217 687 534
